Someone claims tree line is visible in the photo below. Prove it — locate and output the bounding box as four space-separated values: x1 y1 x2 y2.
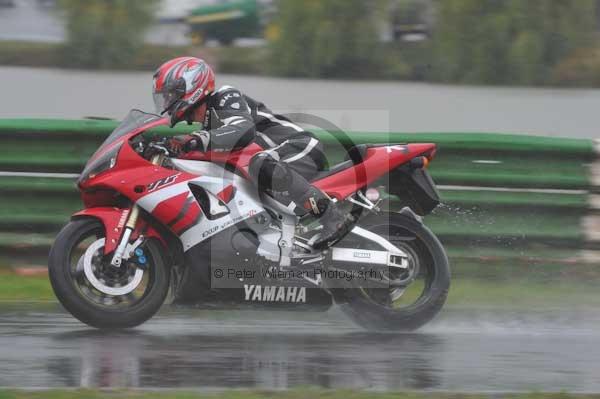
269 0 600 86
58 0 600 86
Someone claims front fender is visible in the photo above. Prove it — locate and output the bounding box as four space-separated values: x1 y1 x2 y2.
72 207 165 254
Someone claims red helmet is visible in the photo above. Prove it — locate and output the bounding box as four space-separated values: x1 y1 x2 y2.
152 57 216 127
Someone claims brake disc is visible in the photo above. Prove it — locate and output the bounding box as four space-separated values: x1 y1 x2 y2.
82 238 144 296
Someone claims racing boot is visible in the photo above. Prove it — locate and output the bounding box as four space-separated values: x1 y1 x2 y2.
301 187 355 249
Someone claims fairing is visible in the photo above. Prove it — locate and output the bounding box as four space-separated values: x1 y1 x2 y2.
313 143 437 200
78 110 166 188
77 113 264 253
76 108 438 256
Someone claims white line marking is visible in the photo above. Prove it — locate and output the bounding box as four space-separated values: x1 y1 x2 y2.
472 160 503 164
0 172 588 195
437 185 588 195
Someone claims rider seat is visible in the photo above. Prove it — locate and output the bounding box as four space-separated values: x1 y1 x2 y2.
310 144 369 182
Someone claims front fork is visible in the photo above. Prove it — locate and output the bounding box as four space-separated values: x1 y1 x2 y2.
110 154 163 267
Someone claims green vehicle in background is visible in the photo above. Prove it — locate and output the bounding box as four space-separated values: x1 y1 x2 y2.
186 0 273 45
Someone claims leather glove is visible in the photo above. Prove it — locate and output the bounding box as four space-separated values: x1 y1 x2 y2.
168 135 198 155
168 131 210 155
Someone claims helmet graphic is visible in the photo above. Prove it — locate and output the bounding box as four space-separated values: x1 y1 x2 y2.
152 57 216 127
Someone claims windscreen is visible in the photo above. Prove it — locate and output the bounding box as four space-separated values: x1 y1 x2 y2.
91 109 162 159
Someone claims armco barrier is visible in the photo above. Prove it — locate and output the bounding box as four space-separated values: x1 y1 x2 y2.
0 118 595 267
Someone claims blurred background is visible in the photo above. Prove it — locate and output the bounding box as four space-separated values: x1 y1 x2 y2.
2 0 600 134
2 0 600 393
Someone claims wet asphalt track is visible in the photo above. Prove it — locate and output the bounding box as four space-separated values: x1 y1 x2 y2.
0 305 599 393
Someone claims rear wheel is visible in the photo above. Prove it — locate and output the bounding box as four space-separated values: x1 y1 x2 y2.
48 218 170 329
334 212 450 331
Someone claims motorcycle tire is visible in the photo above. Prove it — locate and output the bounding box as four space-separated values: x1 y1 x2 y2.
335 211 450 332
48 218 170 329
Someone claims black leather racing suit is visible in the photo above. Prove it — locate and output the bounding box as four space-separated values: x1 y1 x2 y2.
199 85 327 214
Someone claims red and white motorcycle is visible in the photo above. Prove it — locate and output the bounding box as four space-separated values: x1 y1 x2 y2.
48 109 450 331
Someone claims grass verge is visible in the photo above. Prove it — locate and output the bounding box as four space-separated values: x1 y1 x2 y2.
0 272 55 302
1 270 598 308
447 278 600 308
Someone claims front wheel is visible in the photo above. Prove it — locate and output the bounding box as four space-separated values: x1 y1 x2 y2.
334 211 450 332
48 218 170 329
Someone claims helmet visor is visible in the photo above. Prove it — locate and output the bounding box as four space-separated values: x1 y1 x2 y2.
153 77 186 115
153 90 183 115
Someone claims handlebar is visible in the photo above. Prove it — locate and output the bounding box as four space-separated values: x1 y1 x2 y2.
147 142 171 156
143 136 202 159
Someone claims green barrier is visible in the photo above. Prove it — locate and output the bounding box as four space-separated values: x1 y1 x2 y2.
0 118 593 266
0 118 193 137
439 190 587 208
0 119 594 189
0 176 586 209
317 131 594 156
0 178 587 251
0 119 593 155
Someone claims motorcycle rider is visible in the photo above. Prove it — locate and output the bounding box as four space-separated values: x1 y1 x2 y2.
152 57 354 249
